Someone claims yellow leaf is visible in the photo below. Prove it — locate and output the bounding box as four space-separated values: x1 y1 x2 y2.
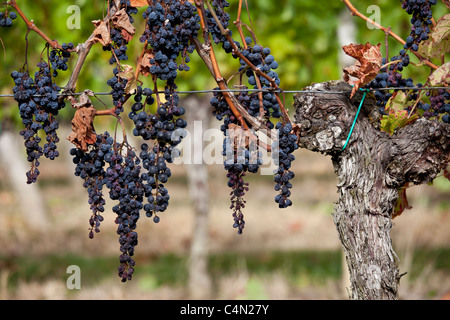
118 65 137 95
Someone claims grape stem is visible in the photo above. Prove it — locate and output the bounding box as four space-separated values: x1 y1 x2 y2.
0 37 5 62
233 0 265 122
341 0 438 70
193 1 250 130
234 0 247 50
204 0 292 126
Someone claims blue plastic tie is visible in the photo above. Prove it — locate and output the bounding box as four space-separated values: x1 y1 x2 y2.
341 88 369 151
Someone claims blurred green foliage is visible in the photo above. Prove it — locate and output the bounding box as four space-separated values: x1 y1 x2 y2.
0 0 448 127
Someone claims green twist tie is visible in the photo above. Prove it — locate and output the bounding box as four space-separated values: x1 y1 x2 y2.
341 88 369 151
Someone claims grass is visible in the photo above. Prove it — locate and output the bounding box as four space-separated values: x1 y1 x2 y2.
1 250 342 290
2 247 449 295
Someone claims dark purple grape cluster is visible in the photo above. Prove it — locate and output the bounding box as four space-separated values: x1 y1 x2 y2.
368 57 415 114
212 88 266 233
400 0 436 52
140 0 200 81
0 10 16 27
104 146 144 282
240 41 282 120
104 0 138 64
133 0 196 225
140 143 173 223
401 0 450 124
205 2 298 229
71 132 114 239
102 0 138 115
210 90 232 122
425 89 450 122
71 132 146 282
272 122 298 208
107 66 128 116
49 43 73 77
222 132 262 233
11 61 66 183
205 0 232 48
129 85 187 223
12 71 42 183
227 169 248 234
367 1 448 121
211 94 251 233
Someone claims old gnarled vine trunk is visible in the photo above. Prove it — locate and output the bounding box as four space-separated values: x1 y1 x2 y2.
293 81 450 300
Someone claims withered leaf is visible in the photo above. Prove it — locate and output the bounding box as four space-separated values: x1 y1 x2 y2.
71 90 95 109
419 14 450 59
342 42 382 98
444 167 450 181
443 0 450 10
67 100 97 152
428 62 450 86
392 183 412 219
139 49 155 77
89 20 111 47
118 64 138 94
129 0 149 7
227 123 257 149
112 9 136 42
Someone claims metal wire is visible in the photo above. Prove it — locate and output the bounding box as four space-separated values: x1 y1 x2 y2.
0 86 448 98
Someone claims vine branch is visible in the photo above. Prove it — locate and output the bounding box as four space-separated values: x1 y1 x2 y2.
63 5 118 96
203 0 292 126
8 0 62 50
341 0 439 70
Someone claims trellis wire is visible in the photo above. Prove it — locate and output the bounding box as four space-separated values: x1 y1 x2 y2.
0 86 448 98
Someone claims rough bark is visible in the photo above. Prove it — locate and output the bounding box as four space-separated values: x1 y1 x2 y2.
293 80 450 300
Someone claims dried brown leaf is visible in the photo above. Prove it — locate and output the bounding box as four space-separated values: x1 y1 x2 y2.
129 0 149 7
112 9 136 42
89 20 111 47
71 90 95 108
342 42 382 98
139 49 155 77
227 123 257 149
118 64 138 94
393 183 412 219
67 99 97 152
419 14 450 59
443 0 450 10
444 167 450 181
428 62 450 86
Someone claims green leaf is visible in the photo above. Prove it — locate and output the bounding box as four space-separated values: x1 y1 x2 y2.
385 91 409 113
380 110 419 135
381 91 419 134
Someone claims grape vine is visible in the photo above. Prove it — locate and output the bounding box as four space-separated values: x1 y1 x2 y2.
1 0 448 284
